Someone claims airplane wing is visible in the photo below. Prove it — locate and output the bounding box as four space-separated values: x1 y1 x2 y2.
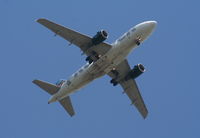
37 18 112 58
107 60 148 118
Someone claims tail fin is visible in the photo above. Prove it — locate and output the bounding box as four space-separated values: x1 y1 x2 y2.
32 79 75 117
32 79 60 95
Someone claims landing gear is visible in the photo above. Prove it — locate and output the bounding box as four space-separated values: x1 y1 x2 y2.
110 69 119 86
110 79 118 86
135 40 140 45
86 56 93 64
135 36 141 46
85 51 100 64
91 51 100 60
111 69 119 76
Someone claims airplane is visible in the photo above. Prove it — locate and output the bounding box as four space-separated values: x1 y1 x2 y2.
33 18 157 119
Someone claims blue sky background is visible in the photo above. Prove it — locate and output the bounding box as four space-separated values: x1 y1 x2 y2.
0 0 199 137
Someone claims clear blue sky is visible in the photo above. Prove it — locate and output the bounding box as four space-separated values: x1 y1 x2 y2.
0 0 199 137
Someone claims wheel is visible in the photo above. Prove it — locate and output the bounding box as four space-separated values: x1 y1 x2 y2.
135 36 141 46
91 51 100 60
86 56 93 64
111 70 119 76
110 79 115 83
110 79 118 86
86 56 90 61
86 56 89 61
88 59 93 64
113 81 118 86
135 40 140 45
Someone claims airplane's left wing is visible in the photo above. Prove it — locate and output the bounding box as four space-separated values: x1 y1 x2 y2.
107 60 148 118
37 19 111 58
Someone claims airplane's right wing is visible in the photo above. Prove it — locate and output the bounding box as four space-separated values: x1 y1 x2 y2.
37 19 112 59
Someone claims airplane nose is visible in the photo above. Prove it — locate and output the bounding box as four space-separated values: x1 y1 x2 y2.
146 21 157 30
135 20 157 42
143 21 157 33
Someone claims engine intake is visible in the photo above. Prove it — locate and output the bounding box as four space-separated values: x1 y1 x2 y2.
125 64 146 80
92 30 108 45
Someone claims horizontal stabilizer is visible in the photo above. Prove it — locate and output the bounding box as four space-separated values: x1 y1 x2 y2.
33 79 60 95
59 96 75 117
33 79 75 117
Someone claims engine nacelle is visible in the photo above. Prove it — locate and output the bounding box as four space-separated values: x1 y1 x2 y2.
91 30 108 45
125 64 146 80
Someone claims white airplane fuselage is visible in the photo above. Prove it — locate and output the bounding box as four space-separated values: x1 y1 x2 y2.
48 21 157 103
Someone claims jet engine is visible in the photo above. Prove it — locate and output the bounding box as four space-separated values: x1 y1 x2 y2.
125 64 146 80
91 30 108 45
